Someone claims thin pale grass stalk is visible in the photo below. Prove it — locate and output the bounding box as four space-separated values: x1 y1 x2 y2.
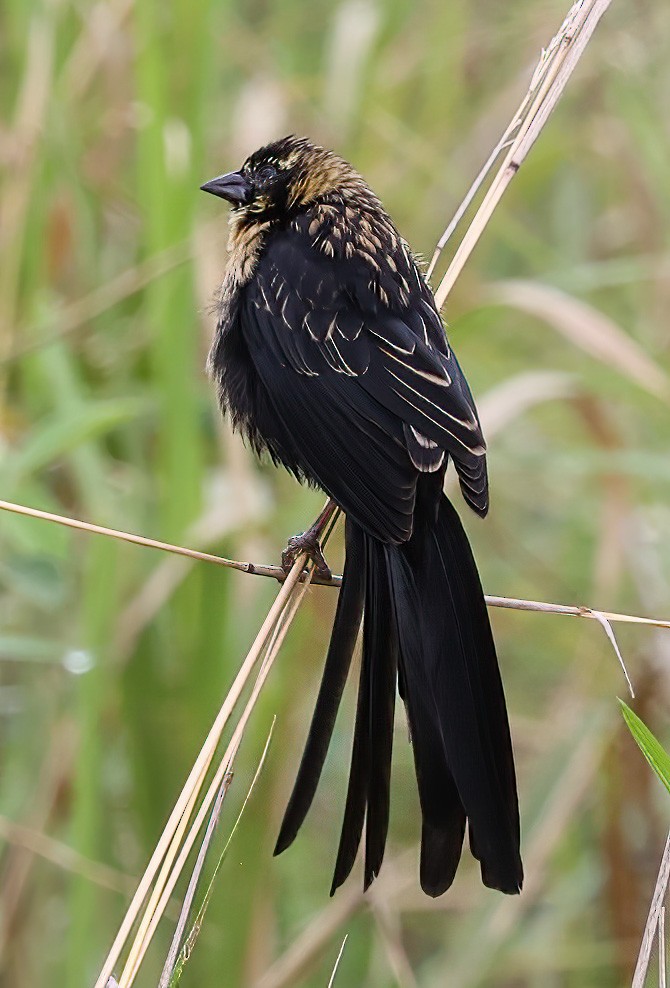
485 595 670 631
632 830 670 988
171 720 278 987
326 936 348 988
494 599 635 698
431 0 613 309
92 553 308 988
0 497 337 585
661 906 666 988
157 748 237 988
588 611 634 698
425 126 519 282
1 498 667 636
116 566 315 987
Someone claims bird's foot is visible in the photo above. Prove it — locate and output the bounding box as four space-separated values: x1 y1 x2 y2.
281 530 332 582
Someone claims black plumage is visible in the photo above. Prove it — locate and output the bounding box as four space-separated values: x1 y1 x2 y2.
202 136 523 896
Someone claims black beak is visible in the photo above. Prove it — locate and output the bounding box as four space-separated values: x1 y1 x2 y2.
200 170 251 205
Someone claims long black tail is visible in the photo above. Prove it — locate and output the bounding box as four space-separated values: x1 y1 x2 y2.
274 498 522 897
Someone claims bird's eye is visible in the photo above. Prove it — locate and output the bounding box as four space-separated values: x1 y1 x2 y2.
257 165 277 184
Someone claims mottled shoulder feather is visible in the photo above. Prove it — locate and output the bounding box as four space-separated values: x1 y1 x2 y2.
289 192 424 311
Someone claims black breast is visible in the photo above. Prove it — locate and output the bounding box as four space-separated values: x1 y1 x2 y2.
208 257 313 484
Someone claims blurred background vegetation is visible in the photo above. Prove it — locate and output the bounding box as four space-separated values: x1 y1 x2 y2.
1 0 669 984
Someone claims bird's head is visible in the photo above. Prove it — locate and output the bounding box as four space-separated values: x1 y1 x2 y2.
200 135 367 222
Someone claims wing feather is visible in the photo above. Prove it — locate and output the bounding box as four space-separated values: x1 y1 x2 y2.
241 228 489 520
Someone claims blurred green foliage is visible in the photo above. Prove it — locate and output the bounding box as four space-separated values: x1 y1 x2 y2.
1 0 669 985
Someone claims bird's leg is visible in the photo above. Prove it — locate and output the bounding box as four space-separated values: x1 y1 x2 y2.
281 499 338 581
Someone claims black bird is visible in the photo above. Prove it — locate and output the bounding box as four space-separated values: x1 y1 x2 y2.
201 136 522 897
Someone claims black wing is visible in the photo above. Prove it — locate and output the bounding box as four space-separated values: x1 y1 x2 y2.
239 226 488 540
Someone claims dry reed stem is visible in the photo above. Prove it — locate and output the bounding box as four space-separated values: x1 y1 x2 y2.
2 498 667 638
0 497 281 580
632 831 670 988
424 126 519 282
173 719 278 983
430 0 613 308
156 749 238 987
118 567 314 987
485 595 670 631
93 553 307 988
115 756 209 986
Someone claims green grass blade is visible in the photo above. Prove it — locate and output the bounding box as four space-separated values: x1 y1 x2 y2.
619 700 670 797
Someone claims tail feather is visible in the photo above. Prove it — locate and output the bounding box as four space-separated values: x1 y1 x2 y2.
411 495 522 893
330 636 371 894
385 546 467 896
274 519 365 857
363 538 398 889
332 535 398 894
276 491 522 898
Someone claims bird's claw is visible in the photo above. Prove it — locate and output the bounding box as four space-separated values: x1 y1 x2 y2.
281 531 332 581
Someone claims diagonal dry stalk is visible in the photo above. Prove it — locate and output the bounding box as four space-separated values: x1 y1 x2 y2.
632 831 670 988
156 750 238 988
156 718 276 988
164 719 278 988
123 568 316 986
93 550 312 988
429 0 614 308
